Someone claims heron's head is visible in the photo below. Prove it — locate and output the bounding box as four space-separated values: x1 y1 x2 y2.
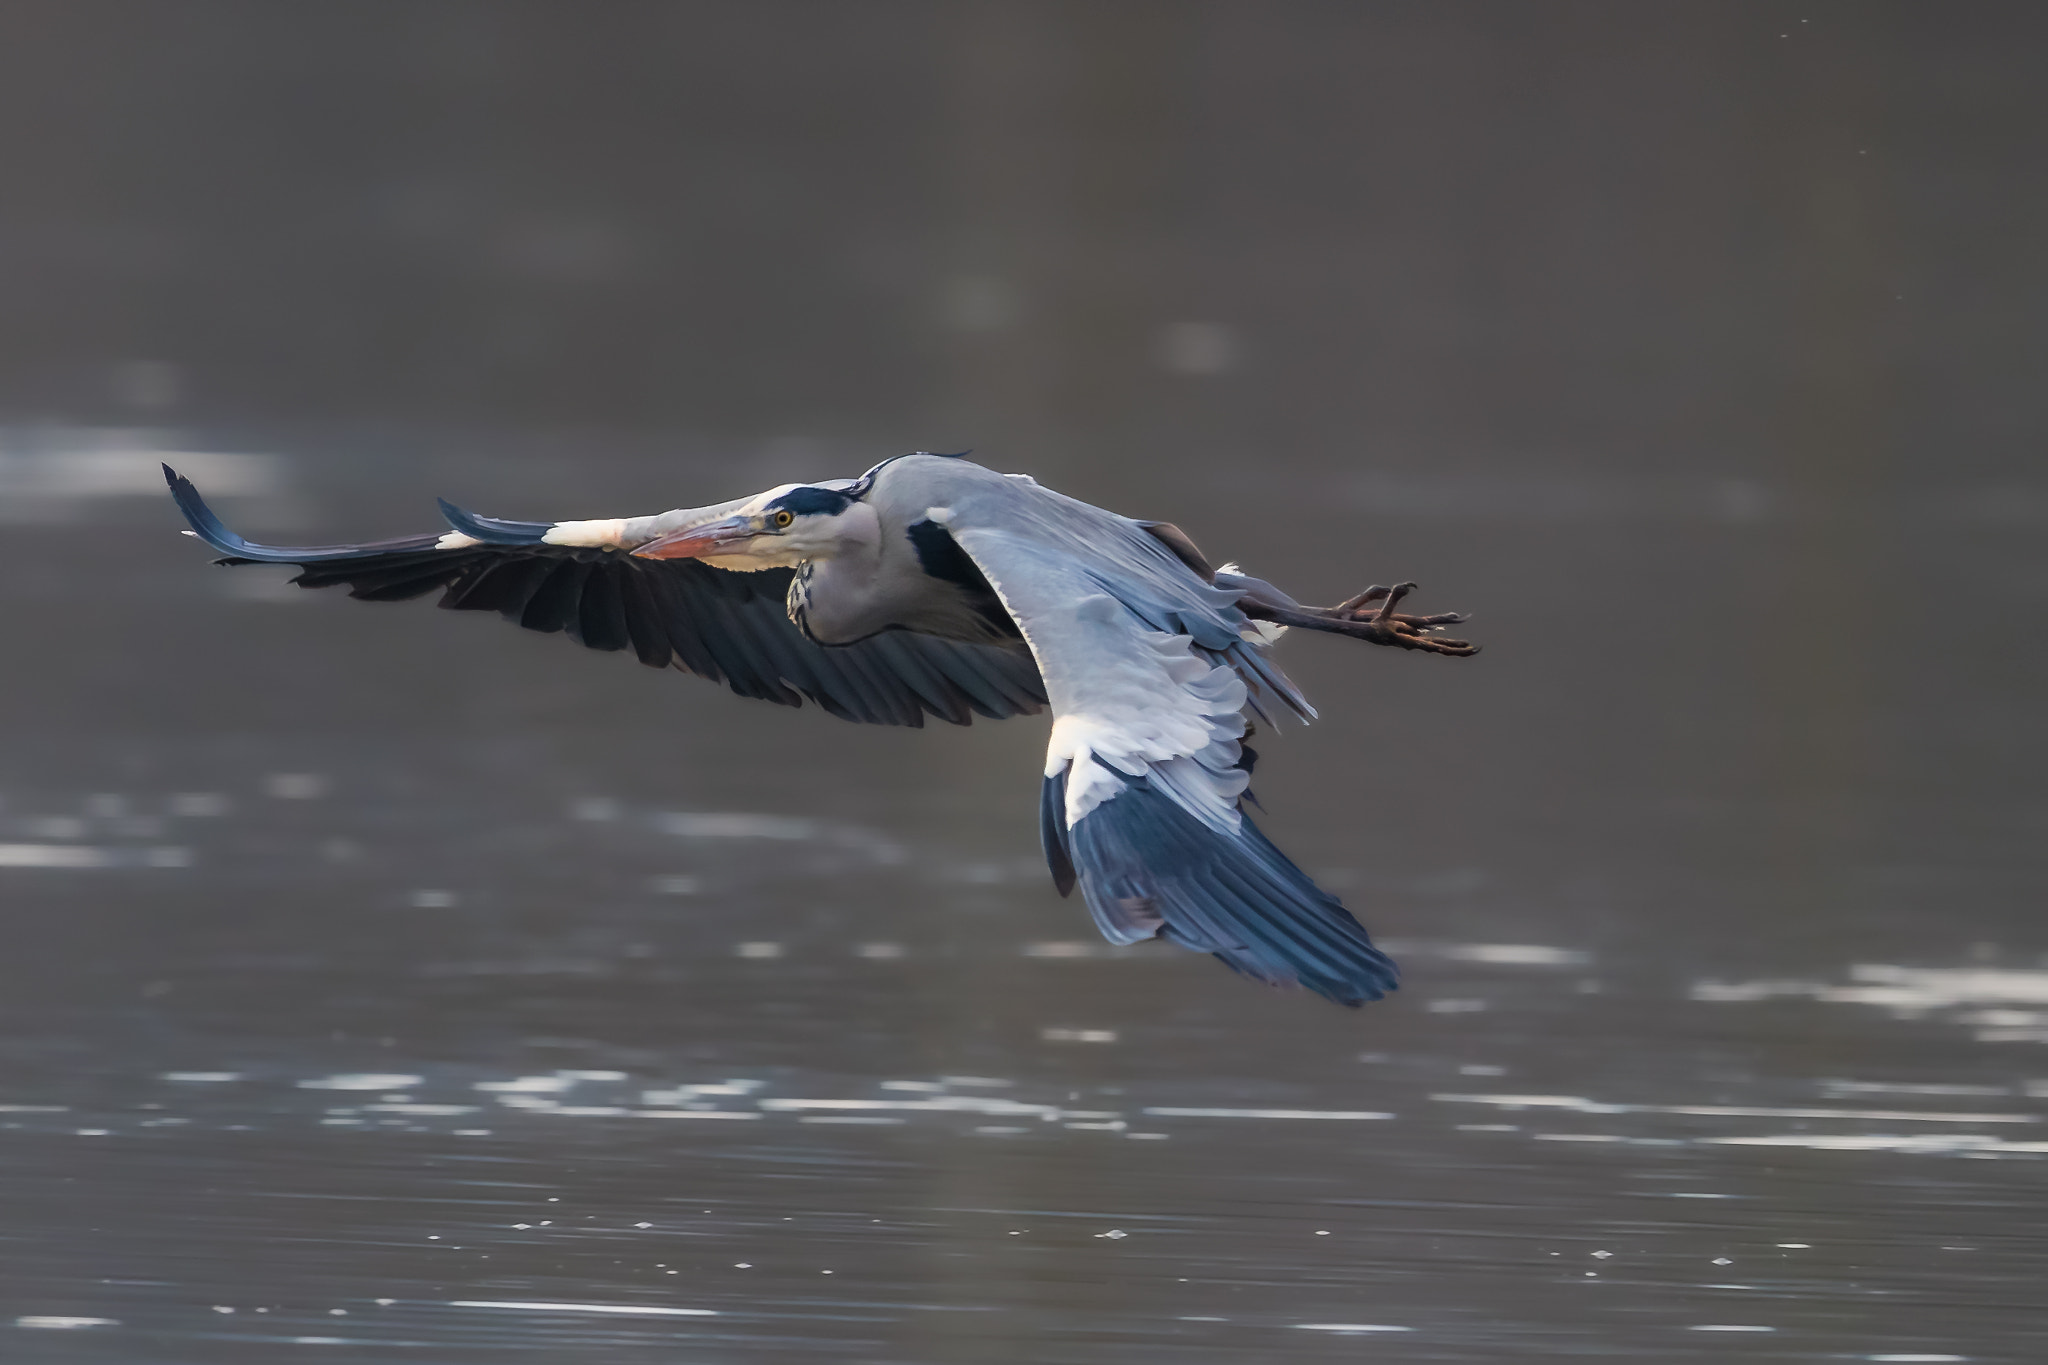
630 483 877 571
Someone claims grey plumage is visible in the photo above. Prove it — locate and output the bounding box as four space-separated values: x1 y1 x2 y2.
167 453 1479 1006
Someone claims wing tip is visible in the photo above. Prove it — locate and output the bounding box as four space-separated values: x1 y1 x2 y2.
1067 774 1397 1007
437 497 552 546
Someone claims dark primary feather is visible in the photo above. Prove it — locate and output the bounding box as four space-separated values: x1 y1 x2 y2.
165 467 1046 727
1043 766 1398 1008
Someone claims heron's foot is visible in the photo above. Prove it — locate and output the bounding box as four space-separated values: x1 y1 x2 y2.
1298 582 1479 656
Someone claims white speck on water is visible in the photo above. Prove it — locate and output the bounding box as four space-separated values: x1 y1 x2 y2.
161 1071 239 1082
800 1116 905 1125
300 1074 420 1091
1591 1250 1612 1259
1712 1257 1733 1265
1144 1107 1393 1120
17 1317 118 1329
1866 1356 1967 1362
1023 941 1098 958
1700 964 2048 1009
511 1224 531 1230
264 773 328 800
657 812 817 840
474 1076 571 1094
734 1263 751 1269
1096 1229 1128 1240
452 1300 717 1317
1294 1323 1413 1333
211 1306 234 1313
634 1222 652 1229
1315 1230 1330 1236
1827 1081 2009 1098
1041 1027 1117 1043
169 792 230 817
1778 1243 1811 1248
735 942 783 959
1691 1324 1774 1331
374 1300 394 1307
0 844 115 868
1444 943 1588 966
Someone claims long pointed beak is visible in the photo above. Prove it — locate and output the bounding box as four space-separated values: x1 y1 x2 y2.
631 514 758 560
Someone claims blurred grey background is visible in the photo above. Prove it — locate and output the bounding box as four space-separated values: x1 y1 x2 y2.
2 4 2045 1362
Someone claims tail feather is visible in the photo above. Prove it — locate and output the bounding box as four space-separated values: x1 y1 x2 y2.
1045 767 1398 1006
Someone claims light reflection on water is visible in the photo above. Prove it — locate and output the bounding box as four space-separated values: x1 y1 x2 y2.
2 416 2044 1364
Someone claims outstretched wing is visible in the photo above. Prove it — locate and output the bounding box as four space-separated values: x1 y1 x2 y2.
166 467 1045 728
898 456 1396 1006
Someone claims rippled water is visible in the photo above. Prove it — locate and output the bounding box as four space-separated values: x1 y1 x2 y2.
0 423 2042 1364
5 5 2047 1359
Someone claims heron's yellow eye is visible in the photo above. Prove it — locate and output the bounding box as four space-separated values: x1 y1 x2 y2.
773 510 794 529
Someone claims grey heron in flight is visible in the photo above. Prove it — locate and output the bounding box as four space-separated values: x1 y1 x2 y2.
166 453 1477 1007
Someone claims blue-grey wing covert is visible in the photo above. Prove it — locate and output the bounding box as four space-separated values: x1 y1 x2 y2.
896 457 1399 1006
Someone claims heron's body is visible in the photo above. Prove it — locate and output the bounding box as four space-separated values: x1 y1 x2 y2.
167 453 1477 1007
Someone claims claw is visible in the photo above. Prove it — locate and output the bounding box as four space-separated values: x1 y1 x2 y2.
1239 580 1480 657
1335 585 1395 612
1370 582 1417 623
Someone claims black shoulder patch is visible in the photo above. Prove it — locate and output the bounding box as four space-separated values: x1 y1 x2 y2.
907 518 1023 641
764 486 854 518
906 518 982 589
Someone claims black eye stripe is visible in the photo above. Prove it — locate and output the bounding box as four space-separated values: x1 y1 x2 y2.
763 486 853 518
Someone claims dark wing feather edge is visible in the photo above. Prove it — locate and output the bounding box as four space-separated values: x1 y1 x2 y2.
165 467 1046 727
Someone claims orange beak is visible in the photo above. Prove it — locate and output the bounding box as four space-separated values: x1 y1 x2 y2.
630 515 757 560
